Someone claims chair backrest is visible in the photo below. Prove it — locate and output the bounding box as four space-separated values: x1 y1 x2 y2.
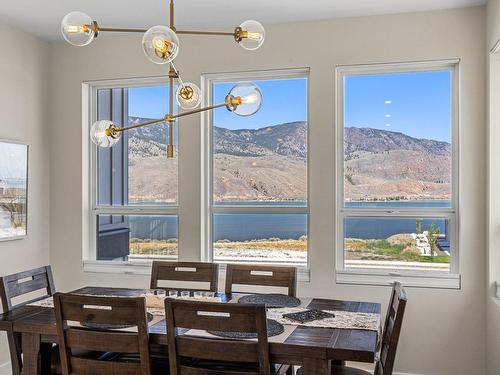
0 265 56 312
166 299 271 375
150 261 219 292
225 264 297 297
54 293 151 375
375 282 407 375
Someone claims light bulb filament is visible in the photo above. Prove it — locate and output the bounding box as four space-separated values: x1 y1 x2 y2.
241 31 262 41
153 37 171 59
179 86 194 101
64 24 90 34
241 94 258 104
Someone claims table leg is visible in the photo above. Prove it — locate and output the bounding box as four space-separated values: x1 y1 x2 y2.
40 343 53 375
302 358 331 375
21 333 41 375
6 329 22 375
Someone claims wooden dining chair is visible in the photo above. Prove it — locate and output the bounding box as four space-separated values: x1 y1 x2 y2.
0 266 56 375
54 292 163 375
165 299 289 375
225 264 297 297
150 261 219 292
297 282 408 375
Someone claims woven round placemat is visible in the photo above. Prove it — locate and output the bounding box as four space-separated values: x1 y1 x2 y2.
207 319 284 339
81 312 154 330
238 294 301 308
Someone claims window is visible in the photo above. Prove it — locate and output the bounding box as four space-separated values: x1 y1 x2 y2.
336 61 459 280
203 69 309 266
89 79 178 262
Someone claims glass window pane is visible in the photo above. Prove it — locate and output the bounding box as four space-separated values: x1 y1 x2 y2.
96 85 178 207
213 213 307 266
128 85 178 205
96 215 178 261
343 70 452 208
344 216 451 273
212 78 307 205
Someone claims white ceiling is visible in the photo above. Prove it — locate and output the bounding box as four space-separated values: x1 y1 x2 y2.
0 0 486 41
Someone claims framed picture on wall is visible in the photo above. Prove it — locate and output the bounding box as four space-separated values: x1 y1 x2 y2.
0 140 28 241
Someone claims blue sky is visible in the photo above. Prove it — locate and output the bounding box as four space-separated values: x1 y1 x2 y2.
128 79 308 130
129 85 173 119
128 70 451 142
213 78 308 130
344 70 452 142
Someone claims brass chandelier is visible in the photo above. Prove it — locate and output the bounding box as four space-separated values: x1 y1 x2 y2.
61 0 265 157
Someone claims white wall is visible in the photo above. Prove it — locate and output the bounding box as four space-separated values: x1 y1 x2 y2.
46 7 487 375
0 23 50 367
486 1 500 374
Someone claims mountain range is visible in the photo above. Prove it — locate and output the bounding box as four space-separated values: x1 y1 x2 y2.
127 117 451 201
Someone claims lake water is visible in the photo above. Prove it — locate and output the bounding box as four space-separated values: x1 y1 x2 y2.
125 200 451 242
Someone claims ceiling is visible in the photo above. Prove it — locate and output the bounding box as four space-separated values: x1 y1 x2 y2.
0 0 486 41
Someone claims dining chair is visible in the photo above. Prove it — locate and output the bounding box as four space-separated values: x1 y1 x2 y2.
150 261 219 292
54 293 166 375
165 299 290 375
297 282 408 375
224 264 297 297
0 265 56 375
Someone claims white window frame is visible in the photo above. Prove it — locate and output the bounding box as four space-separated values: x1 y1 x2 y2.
83 76 179 271
201 68 311 270
335 60 461 289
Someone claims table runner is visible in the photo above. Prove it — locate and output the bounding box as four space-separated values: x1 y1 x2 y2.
28 296 380 331
27 295 219 317
267 307 380 331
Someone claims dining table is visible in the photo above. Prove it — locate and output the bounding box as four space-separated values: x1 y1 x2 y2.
0 286 381 375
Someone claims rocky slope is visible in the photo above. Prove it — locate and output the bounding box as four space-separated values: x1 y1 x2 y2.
127 117 451 202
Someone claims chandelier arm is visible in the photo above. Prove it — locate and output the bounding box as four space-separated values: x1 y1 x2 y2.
168 66 175 157
113 117 166 133
168 102 228 120
96 27 236 37
170 62 186 89
97 27 148 33
176 30 236 36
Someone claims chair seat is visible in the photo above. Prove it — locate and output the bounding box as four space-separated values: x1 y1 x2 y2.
51 348 169 374
50 346 106 374
185 359 289 374
297 365 371 375
109 352 169 374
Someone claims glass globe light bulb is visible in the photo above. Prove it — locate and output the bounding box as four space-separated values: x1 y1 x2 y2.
142 25 179 64
235 20 265 50
61 12 96 46
176 82 201 109
225 82 262 116
90 120 121 148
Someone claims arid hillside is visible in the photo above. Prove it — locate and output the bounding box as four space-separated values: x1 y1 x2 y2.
127 118 450 202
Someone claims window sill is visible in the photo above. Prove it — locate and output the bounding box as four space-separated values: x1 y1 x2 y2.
83 260 311 283
336 269 461 289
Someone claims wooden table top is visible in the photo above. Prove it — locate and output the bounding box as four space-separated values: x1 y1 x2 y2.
0 286 381 364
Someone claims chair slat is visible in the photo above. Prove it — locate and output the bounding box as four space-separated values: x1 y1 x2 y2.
58 294 144 325
66 329 140 353
224 264 297 297
178 365 259 375
171 300 260 333
176 337 260 362
70 357 141 375
150 261 219 292
0 265 55 311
